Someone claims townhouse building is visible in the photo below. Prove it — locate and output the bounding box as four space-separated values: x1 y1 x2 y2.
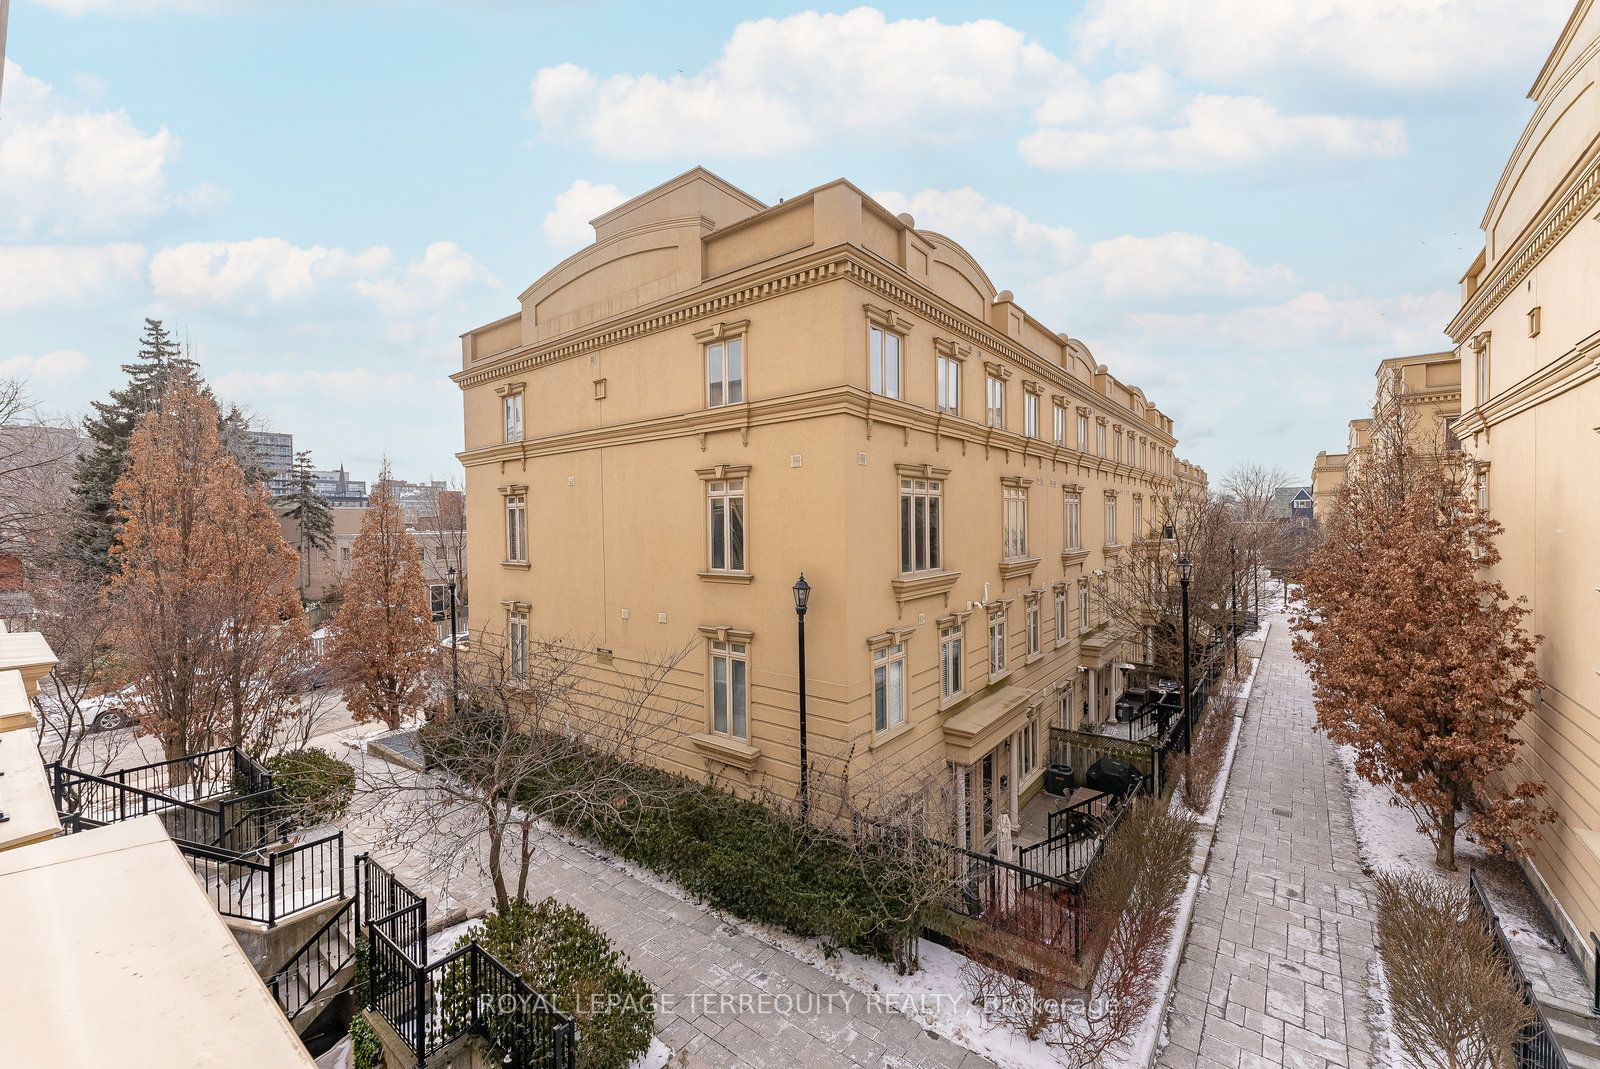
454 168 1200 851
1447 0 1600 965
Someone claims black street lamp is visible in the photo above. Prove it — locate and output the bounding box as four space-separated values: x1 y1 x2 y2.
1178 554 1193 756
1229 539 1239 678
446 565 460 720
792 575 811 824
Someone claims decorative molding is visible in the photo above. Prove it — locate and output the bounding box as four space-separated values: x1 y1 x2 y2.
695 463 752 481
936 607 974 628
933 336 971 361
499 599 530 611
891 569 961 606
496 483 528 495
494 381 526 398
894 462 951 480
866 625 918 650
697 571 754 585
999 556 1041 582
864 302 915 334
691 319 751 343
696 625 755 643
1000 475 1034 489
691 732 761 771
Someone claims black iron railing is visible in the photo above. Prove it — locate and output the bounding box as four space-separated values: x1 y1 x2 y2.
1468 869 1569 1069
183 830 345 927
1021 787 1141 888
927 838 1085 958
269 896 357 1019
360 856 576 1069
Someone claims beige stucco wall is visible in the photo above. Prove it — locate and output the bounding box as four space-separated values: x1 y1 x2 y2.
1447 0 1600 966
455 169 1196 838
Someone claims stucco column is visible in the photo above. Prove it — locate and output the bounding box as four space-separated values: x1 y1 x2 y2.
1008 738 1019 823
954 765 968 852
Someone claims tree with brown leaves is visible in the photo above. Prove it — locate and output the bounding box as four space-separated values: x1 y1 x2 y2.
1293 397 1552 871
106 373 309 768
328 468 437 729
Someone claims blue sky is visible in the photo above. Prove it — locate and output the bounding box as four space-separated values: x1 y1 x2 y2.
0 0 1574 485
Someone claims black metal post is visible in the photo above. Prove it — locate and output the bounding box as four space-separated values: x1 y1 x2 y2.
1229 540 1239 678
447 568 459 720
1180 568 1193 756
797 609 809 824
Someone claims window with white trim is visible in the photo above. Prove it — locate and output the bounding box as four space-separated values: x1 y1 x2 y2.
1133 498 1144 540
900 477 943 574
505 494 527 563
936 352 960 414
706 336 744 408
873 643 906 732
709 640 749 740
986 375 1004 428
508 610 528 678
869 325 902 399
1064 492 1082 551
1003 484 1028 560
1096 422 1106 457
1113 430 1123 464
503 393 524 444
988 616 1007 676
1078 580 1090 632
1055 589 1068 642
1475 466 1489 512
1475 343 1490 405
1024 392 1039 438
1140 439 1148 469
1053 404 1065 447
1077 412 1089 451
1026 600 1040 658
707 478 745 572
939 624 964 700
1018 715 1038 777
1104 495 1118 546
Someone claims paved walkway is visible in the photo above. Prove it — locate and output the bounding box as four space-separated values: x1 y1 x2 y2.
1157 619 1380 1069
340 744 997 1069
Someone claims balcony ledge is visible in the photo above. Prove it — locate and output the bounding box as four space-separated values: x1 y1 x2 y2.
998 556 1040 582
690 732 761 771
891 569 962 605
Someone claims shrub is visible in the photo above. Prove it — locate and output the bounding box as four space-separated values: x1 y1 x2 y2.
1181 685 1238 812
349 1015 381 1069
1373 872 1533 1068
461 899 653 1069
266 747 355 829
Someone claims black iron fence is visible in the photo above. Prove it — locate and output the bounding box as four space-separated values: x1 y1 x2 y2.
183 830 345 927
926 838 1085 958
269 896 357 1019
1468 869 1570 1069
360 856 576 1069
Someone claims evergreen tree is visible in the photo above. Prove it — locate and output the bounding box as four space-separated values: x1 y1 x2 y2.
278 451 335 600
73 319 197 571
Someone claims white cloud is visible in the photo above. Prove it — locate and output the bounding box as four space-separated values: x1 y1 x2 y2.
0 243 146 312
212 366 426 401
149 238 391 304
0 60 189 238
352 241 499 318
0 350 92 385
873 187 1295 304
542 180 628 249
528 8 1408 172
1021 94 1406 171
1127 289 1458 352
1075 0 1571 91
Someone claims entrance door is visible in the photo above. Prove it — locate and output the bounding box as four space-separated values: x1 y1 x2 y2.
981 754 995 843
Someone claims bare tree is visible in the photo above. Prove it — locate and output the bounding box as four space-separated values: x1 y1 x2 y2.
356 630 693 911
30 562 118 771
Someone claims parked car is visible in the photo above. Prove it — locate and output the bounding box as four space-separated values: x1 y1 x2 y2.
1085 756 1140 796
82 687 138 733
283 661 334 694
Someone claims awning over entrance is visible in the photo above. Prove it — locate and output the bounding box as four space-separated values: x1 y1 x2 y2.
943 685 1035 765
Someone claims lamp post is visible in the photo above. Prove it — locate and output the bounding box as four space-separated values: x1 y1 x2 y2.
446 565 459 720
1178 554 1193 755
792 575 811 824
1229 539 1239 678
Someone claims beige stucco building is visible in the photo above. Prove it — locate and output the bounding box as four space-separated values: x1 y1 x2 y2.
1309 352 1460 518
1447 0 1600 965
454 168 1200 849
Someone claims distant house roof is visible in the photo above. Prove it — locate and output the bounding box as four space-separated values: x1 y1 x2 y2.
1272 486 1313 517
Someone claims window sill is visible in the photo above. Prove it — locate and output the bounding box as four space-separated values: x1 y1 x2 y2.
891 569 962 604
690 732 761 770
1024 652 1043 667
698 570 754 585
937 691 966 713
1054 636 1073 651
988 668 1013 686
1060 550 1089 566
1103 543 1125 552
869 719 915 751
501 560 531 570
998 556 1040 582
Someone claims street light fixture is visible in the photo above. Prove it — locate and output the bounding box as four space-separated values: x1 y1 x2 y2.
1177 554 1193 755
792 575 811 824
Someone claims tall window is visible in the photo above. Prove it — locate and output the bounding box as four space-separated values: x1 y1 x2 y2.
1104 495 1118 546
1133 499 1144 540
870 326 902 399
936 352 960 413
1078 581 1090 632
1064 492 1082 551
1113 431 1123 463
1018 715 1038 777
508 610 528 678
988 616 1006 676
1475 344 1490 405
1475 466 1490 512
1024 392 1039 438
873 643 906 732
706 337 744 408
1053 404 1065 447
986 375 1004 428
1003 485 1028 559
1026 600 1040 658
707 478 746 572
1077 413 1089 451
899 477 942 573
505 494 526 563
939 625 964 700
503 393 524 443
710 640 748 740
1096 422 1106 457
1055 589 1067 642
1140 439 1148 469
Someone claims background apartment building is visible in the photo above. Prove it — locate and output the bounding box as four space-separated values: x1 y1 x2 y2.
455 168 1196 850
1447 0 1600 967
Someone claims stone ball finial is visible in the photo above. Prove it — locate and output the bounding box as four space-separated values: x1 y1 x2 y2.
896 212 915 228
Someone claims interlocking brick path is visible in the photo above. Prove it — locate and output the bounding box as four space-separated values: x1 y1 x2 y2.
1156 619 1380 1069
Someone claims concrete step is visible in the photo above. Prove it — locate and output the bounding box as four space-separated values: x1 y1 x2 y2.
1542 1001 1600 1069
